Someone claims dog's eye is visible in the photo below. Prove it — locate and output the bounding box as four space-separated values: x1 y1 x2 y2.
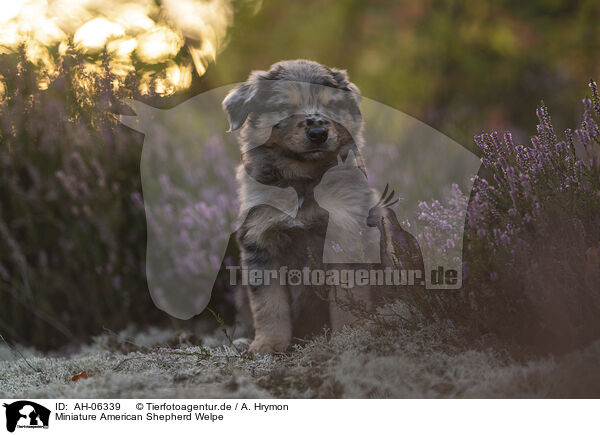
274 103 297 113
326 99 350 111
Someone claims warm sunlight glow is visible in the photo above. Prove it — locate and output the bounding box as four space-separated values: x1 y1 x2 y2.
162 0 232 77
114 3 155 33
166 63 193 89
0 0 252 94
0 23 20 47
188 39 216 76
107 38 138 59
0 0 25 23
137 26 183 63
74 18 125 51
25 40 57 89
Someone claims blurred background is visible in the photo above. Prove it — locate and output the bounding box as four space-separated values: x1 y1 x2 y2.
0 0 599 350
204 0 600 146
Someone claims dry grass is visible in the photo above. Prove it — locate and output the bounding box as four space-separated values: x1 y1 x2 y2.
2 310 599 398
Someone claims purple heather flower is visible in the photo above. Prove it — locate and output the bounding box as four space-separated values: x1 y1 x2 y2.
589 80 600 116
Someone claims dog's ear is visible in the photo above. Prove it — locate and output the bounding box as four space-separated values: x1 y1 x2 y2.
222 70 266 131
222 83 254 131
330 68 361 105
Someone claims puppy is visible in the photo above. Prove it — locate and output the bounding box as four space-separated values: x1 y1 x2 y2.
222 60 402 353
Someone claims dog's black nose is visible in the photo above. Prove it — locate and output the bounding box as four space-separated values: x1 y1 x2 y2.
307 127 328 143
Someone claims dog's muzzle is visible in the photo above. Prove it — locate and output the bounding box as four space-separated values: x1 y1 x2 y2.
305 114 329 144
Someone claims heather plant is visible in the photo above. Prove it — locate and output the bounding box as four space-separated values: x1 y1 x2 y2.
413 82 600 353
0 50 161 349
417 184 468 271
0 47 245 350
2 40 599 358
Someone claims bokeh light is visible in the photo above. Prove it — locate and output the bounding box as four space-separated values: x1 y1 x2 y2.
0 0 238 95
136 26 183 63
74 18 125 51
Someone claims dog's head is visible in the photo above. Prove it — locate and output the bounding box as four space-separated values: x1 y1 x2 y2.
222 60 363 163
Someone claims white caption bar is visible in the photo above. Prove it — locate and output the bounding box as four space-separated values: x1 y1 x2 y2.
0 399 597 434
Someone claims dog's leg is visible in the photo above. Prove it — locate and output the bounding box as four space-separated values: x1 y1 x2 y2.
237 205 294 353
248 283 292 353
328 282 372 331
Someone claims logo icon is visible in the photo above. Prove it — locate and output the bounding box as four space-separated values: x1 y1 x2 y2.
3 401 50 433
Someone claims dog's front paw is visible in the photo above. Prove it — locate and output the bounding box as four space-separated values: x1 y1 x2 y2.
249 336 290 354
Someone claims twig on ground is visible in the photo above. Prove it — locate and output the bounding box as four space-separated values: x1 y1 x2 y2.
206 306 243 355
0 333 40 372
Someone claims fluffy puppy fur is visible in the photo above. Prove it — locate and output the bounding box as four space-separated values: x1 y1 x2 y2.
223 60 379 353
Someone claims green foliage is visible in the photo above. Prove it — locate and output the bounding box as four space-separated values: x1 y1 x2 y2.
204 0 600 145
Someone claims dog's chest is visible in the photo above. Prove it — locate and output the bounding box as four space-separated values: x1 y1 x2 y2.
266 197 329 262
292 195 328 227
